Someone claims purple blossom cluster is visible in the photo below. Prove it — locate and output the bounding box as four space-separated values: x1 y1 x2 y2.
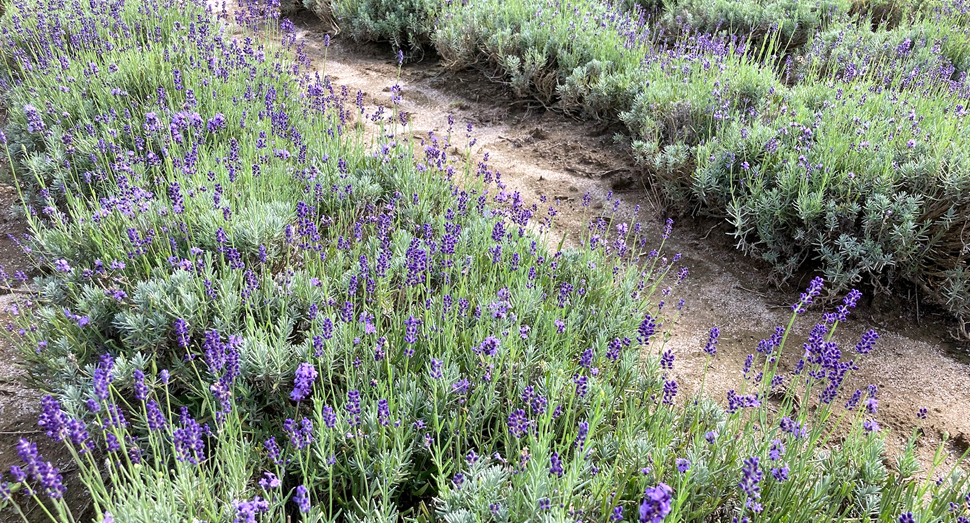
10 439 65 499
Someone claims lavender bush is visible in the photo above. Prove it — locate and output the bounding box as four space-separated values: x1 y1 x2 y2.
658 0 849 49
0 0 968 522
329 0 439 56
323 0 970 334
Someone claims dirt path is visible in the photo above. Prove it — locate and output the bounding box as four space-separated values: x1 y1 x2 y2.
0 184 89 520
288 13 970 469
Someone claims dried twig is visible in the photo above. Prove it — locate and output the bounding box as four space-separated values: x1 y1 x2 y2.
0 286 35 295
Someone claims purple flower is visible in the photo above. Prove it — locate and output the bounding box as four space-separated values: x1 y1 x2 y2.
742 354 754 377
792 277 824 314
284 417 314 449
574 374 589 398
660 350 674 370
611 506 624 522
575 421 589 450
404 315 422 344
429 358 443 379
896 38 912 55
38 396 68 441
866 396 878 414
477 336 500 356
290 362 318 402
661 218 674 240
15 439 65 499
771 465 789 482
855 329 879 354
64 418 94 453
662 380 677 405
492 220 506 242
639 483 672 523
377 399 390 426
206 113 226 133
258 472 281 490
233 496 269 523
264 437 283 465
549 451 564 477
835 289 863 321
345 389 362 425
133 369 148 401
93 354 114 400
144 111 160 132
210 380 233 423
53 259 71 273
739 457 763 504
676 458 690 473
704 327 719 355
845 389 862 410
104 402 128 429
606 338 623 361
637 314 657 344
24 104 45 133
780 417 806 439
507 409 531 438
726 390 761 413
169 182 184 214
146 400 167 431
452 473 465 490
321 405 337 429
452 378 470 400
705 431 718 444
294 485 310 513
899 513 915 523
769 440 785 461
173 408 206 464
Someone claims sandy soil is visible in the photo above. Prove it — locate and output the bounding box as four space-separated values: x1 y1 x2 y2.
0 184 89 521
286 11 970 471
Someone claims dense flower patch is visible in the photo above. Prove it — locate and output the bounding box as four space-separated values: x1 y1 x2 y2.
0 0 968 521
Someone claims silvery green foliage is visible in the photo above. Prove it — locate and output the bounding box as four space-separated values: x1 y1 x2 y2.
659 0 849 46
330 0 439 55
436 462 511 520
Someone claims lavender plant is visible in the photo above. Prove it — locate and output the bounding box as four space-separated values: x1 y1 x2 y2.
659 0 850 48
325 0 970 333
0 0 968 522
328 0 439 56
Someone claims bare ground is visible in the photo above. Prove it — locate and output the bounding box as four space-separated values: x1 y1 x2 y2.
0 184 89 520
287 12 970 472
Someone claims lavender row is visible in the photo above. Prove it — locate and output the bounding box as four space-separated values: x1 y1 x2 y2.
0 0 966 521
327 0 970 332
